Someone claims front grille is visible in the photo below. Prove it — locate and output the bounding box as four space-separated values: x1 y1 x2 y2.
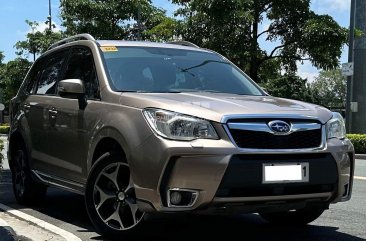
216 154 338 198
229 128 322 149
226 118 323 149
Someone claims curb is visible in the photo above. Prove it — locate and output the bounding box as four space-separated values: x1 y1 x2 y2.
355 154 366 160
0 217 17 241
0 203 80 241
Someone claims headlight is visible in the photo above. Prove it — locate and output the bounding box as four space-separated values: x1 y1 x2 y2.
143 108 218 141
326 112 346 139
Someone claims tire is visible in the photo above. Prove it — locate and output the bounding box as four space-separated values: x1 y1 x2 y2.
259 206 326 226
11 143 47 205
85 152 146 238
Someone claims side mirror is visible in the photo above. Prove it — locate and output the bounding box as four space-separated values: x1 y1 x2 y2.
58 79 87 110
58 79 85 95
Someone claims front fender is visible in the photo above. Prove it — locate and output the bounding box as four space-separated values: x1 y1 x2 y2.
86 106 153 175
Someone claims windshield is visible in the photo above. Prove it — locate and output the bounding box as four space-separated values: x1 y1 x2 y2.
101 46 264 96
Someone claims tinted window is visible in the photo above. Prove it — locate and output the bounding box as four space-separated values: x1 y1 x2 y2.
36 51 68 95
64 47 100 99
22 61 42 95
102 47 263 96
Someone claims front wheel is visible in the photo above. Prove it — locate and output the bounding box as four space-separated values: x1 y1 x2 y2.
85 152 145 238
259 206 326 225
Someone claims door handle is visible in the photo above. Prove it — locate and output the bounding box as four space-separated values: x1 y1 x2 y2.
49 108 58 119
23 104 31 111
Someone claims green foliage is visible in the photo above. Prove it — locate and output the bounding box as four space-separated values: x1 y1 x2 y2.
0 51 4 64
347 134 366 154
145 17 181 41
0 58 32 108
263 73 315 102
60 0 135 39
0 124 9 134
60 0 177 41
173 0 348 83
15 20 63 60
309 68 346 108
354 28 364 38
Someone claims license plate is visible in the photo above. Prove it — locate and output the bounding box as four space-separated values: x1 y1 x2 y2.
263 163 309 183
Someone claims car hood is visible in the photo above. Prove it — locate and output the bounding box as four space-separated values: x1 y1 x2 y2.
119 92 333 124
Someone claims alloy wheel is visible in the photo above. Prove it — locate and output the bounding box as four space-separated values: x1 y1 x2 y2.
93 162 144 230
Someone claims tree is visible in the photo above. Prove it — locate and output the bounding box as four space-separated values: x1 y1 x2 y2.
0 51 4 64
0 51 4 106
60 0 178 41
0 58 32 107
15 20 63 61
309 68 346 108
173 0 348 83
144 17 181 41
263 73 315 103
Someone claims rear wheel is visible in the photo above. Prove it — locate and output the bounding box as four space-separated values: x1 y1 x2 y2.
85 152 145 238
11 143 47 205
259 206 326 225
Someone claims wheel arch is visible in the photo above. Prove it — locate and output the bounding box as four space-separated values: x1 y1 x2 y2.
87 126 129 174
8 131 26 170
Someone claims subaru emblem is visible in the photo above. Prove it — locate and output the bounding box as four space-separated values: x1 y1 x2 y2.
268 120 291 134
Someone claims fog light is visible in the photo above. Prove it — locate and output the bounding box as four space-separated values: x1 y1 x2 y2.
167 189 199 207
170 191 182 205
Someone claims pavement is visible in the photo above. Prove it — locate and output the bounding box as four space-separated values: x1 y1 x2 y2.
0 135 17 241
0 216 17 241
0 209 63 241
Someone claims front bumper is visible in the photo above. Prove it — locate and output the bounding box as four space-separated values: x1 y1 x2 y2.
131 123 354 213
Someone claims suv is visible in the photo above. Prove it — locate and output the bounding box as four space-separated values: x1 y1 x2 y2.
9 34 354 237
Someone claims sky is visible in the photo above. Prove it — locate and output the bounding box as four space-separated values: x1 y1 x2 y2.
0 0 351 81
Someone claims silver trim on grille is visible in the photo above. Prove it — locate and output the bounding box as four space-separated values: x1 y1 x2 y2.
228 122 321 135
223 116 326 152
220 114 326 124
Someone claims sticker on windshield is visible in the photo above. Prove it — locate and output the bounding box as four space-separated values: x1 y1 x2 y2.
100 46 118 52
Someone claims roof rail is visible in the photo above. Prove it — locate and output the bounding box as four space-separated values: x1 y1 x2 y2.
48 34 95 50
166 40 199 48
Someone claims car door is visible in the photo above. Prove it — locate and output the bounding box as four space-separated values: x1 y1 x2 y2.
23 50 69 172
47 46 101 183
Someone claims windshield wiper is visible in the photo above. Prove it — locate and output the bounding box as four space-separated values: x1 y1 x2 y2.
181 60 229 71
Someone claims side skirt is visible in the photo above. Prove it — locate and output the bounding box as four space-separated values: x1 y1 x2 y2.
32 170 85 195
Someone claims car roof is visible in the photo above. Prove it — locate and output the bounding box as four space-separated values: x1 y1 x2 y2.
96 40 212 53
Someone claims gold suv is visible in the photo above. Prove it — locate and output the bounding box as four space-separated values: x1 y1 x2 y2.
8 34 354 238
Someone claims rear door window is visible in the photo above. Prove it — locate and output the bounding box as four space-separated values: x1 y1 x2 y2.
36 50 69 95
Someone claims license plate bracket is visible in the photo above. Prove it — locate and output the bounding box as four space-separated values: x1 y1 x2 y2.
262 163 309 184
